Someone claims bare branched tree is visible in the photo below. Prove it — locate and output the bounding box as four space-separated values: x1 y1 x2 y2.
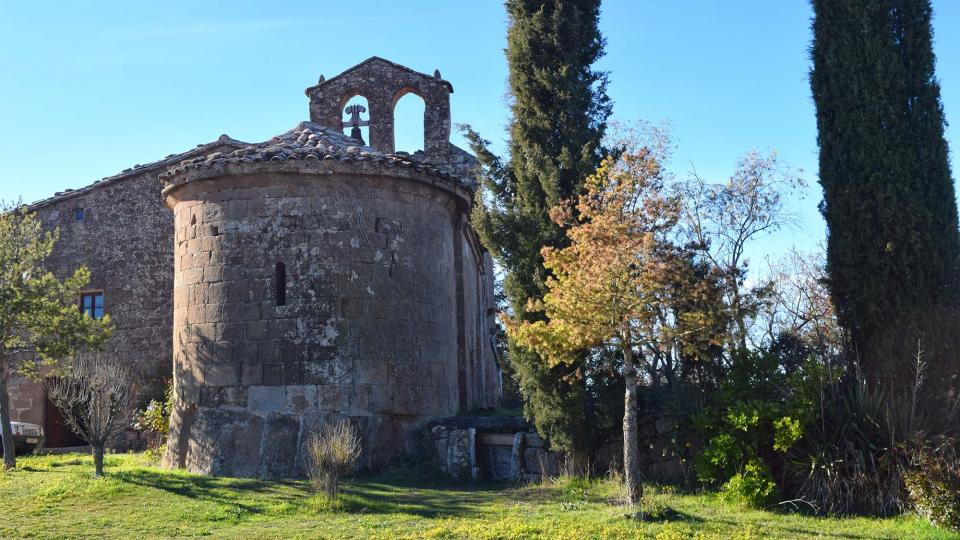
44 351 132 477
680 151 806 350
757 247 843 358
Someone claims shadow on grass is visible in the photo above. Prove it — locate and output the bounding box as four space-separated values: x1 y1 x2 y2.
693 510 892 540
114 466 512 520
330 477 511 518
640 506 705 524
115 468 304 515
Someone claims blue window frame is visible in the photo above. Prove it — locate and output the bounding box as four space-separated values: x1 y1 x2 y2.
75 208 85 222
80 292 104 319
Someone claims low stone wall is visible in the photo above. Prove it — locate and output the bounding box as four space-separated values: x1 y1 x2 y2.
590 417 698 485
427 417 558 482
428 413 697 484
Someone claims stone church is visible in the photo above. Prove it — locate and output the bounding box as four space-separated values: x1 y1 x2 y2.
10 57 502 477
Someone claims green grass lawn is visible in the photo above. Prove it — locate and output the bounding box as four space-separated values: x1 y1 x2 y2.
0 453 955 539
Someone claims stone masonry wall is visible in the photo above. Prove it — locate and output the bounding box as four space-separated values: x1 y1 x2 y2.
163 171 494 477
460 235 499 411
7 142 241 434
306 57 452 154
6 150 211 427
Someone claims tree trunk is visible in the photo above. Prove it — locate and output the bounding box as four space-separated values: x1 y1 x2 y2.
92 444 105 477
730 284 748 350
622 344 642 507
0 352 17 471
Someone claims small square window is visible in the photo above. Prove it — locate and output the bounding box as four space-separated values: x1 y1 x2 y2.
75 208 85 222
80 292 104 319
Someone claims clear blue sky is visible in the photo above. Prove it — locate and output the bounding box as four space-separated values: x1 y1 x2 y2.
1 1 958 264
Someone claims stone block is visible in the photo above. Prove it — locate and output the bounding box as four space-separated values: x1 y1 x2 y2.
205 282 227 305
263 363 284 385
285 385 317 413
246 320 268 339
259 339 283 364
318 384 349 412
248 385 287 412
184 407 264 478
241 363 263 386
182 268 203 286
224 302 260 323
342 298 363 318
348 384 371 416
510 432 524 481
201 340 234 364
202 265 225 283
220 386 249 408
222 322 246 341
199 362 237 385
446 428 476 481
258 412 301 479
283 360 304 385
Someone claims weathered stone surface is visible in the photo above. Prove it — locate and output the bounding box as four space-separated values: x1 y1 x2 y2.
306 57 452 156
258 412 301 479
12 58 501 473
428 416 530 433
509 432 525 481
426 418 561 482
8 137 245 445
445 428 476 481
524 431 546 449
160 59 501 478
185 407 264 477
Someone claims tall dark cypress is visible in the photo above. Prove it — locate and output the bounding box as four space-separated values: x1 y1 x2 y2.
811 0 960 387
466 0 612 453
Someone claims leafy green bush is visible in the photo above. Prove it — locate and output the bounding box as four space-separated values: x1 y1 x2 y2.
720 459 779 507
903 441 960 531
693 348 828 506
132 382 173 459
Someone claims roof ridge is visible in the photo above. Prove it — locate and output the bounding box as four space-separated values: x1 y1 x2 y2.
159 121 476 192
305 56 452 94
28 135 249 210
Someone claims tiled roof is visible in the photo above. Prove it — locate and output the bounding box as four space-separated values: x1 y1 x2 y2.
28 135 247 210
159 122 470 188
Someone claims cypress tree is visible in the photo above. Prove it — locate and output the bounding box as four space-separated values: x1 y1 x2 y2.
466 0 612 453
810 0 960 386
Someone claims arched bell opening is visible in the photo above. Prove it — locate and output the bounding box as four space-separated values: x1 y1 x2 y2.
340 94 371 146
393 89 426 154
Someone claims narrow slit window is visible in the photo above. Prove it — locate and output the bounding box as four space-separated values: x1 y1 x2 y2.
275 262 286 306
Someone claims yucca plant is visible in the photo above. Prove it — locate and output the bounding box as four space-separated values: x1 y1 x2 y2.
787 377 908 514
787 345 959 516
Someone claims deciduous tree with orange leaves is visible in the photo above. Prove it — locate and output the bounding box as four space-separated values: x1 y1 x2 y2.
507 147 719 508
